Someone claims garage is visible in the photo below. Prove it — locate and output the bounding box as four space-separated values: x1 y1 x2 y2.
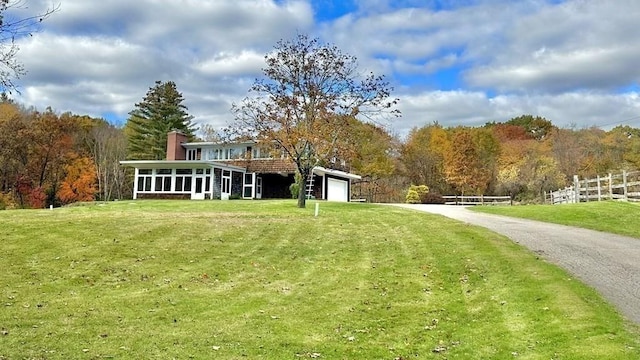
327 177 349 202
310 166 361 202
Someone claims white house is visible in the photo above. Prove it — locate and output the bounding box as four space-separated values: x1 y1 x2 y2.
119 131 361 201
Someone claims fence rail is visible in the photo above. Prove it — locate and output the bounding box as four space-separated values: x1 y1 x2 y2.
548 170 640 204
443 195 512 206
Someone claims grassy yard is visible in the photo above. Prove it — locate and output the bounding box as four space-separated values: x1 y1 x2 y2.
1 200 638 359
472 201 640 238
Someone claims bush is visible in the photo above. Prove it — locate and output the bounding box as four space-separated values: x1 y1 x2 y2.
420 192 445 204
0 192 17 210
289 172 302 199
289 181 300 199
405 185 429 204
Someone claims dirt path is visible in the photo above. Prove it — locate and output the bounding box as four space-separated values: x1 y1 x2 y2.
392 204 640 325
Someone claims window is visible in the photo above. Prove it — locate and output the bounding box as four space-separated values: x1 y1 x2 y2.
222 170 231 194
175 169 192 192
243 173 253 198
155 169 172 192
187 148 202 160
137 169 152 192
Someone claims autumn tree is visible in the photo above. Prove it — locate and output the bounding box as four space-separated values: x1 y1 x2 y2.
495 141 527 199
506 115 555 140
0 104 83 207
488 123 532 142
0 0 58 92
232 34 399 208
604 126 640 170
472 127 501 193
401 123 451 194
126 80 195 160
0 101 21 188
443 128 493 195
349 121 405 202
57 156 97 204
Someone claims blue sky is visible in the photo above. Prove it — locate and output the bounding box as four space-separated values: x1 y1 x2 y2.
9 0 640 136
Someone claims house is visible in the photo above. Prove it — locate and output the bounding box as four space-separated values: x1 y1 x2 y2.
119 131 361 201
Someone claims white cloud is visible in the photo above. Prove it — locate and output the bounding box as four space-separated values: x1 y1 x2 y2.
12 0 314 124
5 0 640 137
464 1 640 92
396 90 640 136
195 51 264 77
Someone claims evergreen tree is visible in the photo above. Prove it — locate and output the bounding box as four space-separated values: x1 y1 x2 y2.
126 81 195 160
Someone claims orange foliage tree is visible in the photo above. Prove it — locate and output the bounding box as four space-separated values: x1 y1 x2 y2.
57 157 97 205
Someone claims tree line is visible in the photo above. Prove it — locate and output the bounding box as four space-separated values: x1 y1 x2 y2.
2 32 639 208
2 91 638 208
397 116 640 203
0 98 128 209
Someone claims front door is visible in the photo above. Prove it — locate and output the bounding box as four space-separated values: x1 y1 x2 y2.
221 170 231 200
192 176 205 200
256 176 262 199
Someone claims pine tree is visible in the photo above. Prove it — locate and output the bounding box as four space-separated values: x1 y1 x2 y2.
126 81 195 160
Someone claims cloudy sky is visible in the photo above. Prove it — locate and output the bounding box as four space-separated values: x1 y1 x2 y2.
7 0 640 136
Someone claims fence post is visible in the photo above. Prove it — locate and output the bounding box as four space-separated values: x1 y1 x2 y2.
623 170 628 200
608 173 613 200
573 175 580 203
597 175 602 201
584 179 589 202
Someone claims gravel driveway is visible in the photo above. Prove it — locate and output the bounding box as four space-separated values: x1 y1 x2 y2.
392 204 640 325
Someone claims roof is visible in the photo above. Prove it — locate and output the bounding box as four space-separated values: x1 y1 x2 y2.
119 160 246 172
119 160 361 180
181 140 257 148
224 158 297 174
312 166 362 180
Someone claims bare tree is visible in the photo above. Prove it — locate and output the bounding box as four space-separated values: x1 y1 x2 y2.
85 122 128 201
0 0 59 92
232 34 399 208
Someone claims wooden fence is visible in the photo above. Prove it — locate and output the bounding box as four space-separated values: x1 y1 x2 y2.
547 170 640 204
443 195 512 206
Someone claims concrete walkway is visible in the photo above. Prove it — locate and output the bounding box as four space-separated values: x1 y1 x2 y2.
391 204 640 325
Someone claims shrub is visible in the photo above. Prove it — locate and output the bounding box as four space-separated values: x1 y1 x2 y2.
28 187 47 209
421 192 445 204
405 185 429 204
289 172 302 199
0 192 17 210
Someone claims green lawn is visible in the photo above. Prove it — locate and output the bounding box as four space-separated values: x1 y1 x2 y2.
472 201 640 238
1 200 638 359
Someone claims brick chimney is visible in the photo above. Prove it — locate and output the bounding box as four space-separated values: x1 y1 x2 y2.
167 131 188 160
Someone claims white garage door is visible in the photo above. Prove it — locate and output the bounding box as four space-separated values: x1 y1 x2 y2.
327 178 348 202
